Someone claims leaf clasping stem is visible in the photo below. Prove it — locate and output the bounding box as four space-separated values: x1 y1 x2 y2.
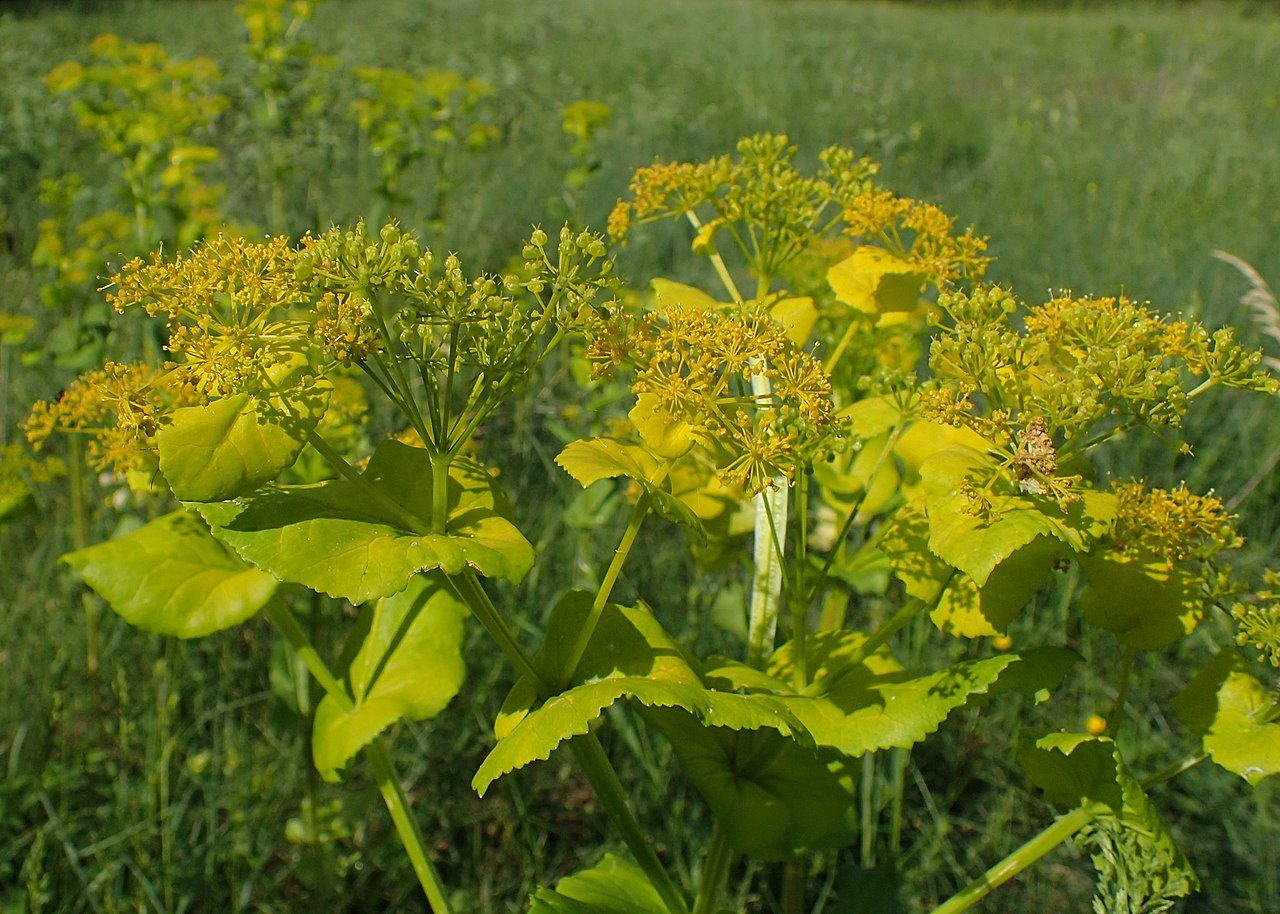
446 570 689 914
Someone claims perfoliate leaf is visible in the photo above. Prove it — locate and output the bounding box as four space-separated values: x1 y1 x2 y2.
63 509 277 638
1172 649 1280 785
769 296 818 345
1080 554 1204 650
313 573 467 781
629 393 696 459
527 853 668 914
643 706 856 860
758 632 1076 757
556 438 661 488
814 433 900 520
828 247 925 314
158 385 329 502
932 537 1062 638
701 632 1075 759
841 396 906 442
555 437 706 537
922 446 1116 586
650 277 722 312
474 593 806 796
200 441 533 603
1019 734 1198 904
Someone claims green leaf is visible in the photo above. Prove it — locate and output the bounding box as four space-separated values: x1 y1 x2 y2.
764 632 1076 756
556 438 661 487
629 393 696 459
63 509 277 638
555 437 705 537
702 633 1075 759
643 706 856 860
527 853 667 914
922 446 1116 586
313 573 467 781
932 537 1062 638
201 441 533 603
1080 554 1204 650
650 277 723 312
475 594 806 796
1172 649 1280 785
828 247 925 314
1019 733 1197 902
157 386 329 502
769 296 817 345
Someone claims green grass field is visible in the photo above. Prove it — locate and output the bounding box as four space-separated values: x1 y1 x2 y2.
3 1 1280 911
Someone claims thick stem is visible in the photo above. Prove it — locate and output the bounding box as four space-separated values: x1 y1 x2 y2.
262 600 454 913
449 572 687 913
930 805 1101 914
570 735 690 914
431 452 452 534
367 740 455 914
692 826 733 914
782 862 805 914
67 435 99 673
555 494 650 690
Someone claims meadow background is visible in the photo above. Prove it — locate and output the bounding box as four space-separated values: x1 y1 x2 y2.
2 0 1279 911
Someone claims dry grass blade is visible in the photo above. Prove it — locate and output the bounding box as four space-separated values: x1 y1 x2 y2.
1213 249 1280 373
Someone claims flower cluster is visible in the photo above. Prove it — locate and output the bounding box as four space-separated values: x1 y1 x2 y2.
609 134 878 276
1108 482 1242 567
588 304 838 494
110 234 313 399
923 286 1278 458
25 362 192 474
841 189 989 286
1232 570 1280 668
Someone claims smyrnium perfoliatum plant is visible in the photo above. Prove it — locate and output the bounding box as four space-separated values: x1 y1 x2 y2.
31 135 1280 914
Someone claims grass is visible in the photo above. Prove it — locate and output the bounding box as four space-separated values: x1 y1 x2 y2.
2 0 1280 911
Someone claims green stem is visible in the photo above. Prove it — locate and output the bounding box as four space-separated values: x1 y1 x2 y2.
555 493 651 690
367 740 454 914
305 429 431 532
930 805 1101 914
782 861 805 914
431 451 452 534
569 735 691 914
262 599 454 913
685 211 744 303
790 473 810 690
448 572 688 913
67 435 99 673
692 826 732 914
1106 645 1136 736
450 572 549 691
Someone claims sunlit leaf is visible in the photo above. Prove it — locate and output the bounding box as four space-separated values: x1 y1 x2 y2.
1172 649 1280 786
475 593 806 796
200 441 533 603
555 436 705 536
1080 554 1203 650
922 446 1116 586
527 853 668 914
158 384 330 502
828 247 925 314
650 277 722 312
313 573 467 781
63 509 277 638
